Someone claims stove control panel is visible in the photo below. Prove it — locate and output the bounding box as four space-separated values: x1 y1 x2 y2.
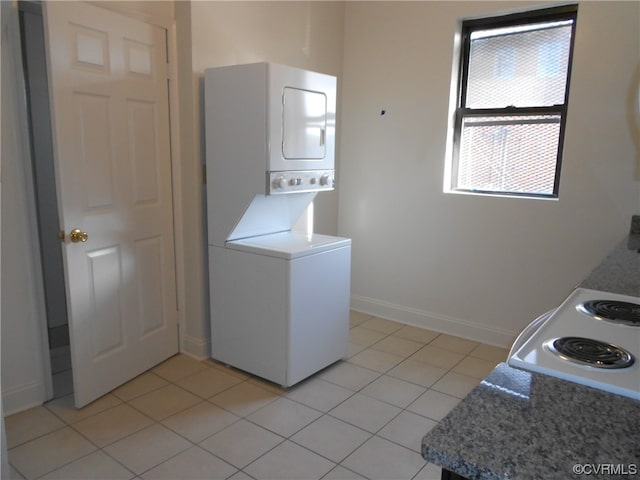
269 170 335 194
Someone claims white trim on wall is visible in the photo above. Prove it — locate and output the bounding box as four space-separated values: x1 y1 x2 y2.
351 294 517 349
1 382 48 417
180 333 210 361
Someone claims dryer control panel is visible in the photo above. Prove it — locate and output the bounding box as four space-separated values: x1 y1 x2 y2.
269 169 335 194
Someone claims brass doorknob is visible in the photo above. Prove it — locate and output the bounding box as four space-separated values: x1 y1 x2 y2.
69 228 88 243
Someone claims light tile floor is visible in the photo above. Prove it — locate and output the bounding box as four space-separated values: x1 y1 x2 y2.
5 312 509 480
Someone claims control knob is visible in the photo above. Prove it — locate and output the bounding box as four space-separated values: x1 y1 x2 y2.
273 176 287 190
320 174 332 186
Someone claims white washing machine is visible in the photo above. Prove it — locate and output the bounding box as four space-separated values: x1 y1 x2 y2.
209 231 351 387
205 63 350 387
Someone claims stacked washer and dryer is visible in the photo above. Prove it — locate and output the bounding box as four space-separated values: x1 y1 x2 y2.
205 63 351 387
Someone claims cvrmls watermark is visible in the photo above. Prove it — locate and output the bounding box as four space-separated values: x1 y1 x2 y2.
573 463 638 476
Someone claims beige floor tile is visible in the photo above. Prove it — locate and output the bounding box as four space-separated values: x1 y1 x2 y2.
286 377 353 412
347 342 367 358
44 393 121 424
246 377 288 395
111 372 168 402
199 419 284 469
371 335 424 357
39 450 134 480
349 311 372 327
431 371 479 399
348 326 387 347
5 406 65 449
360 375 426 408
415 462 445 480
206 361 251 380
387 359 447 388
10 464 25 480
329 393 401 433
247 397 322 437
323 465 367 480
377 410 437 453
209 382 279 417
151 354 208 382
161 401 238 443
227 472 253 480
318 362 380 391
141 445 237 480
5 333 502 480
104 424 191 475
393 325 440 344
72 403 153 447
429 334 479 355
9 427 96 480
359 317 403 334
452 356 498 379
341 436 425 480
128 384 201 421
407 389 461 421
243 440 335 480
290 415 370 463
469 343 509 363
348 349 405 373
176 367 243 399
410 345 465 370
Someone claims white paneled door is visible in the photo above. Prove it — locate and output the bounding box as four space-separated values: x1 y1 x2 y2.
44 2 178 407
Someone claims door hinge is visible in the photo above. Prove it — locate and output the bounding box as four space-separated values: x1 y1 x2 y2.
202 164 206 185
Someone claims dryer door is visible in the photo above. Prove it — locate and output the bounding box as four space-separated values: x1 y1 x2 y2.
268 63 336 173
282 87 327 159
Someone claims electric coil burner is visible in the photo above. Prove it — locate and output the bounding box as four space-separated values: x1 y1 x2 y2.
508 288 640 400
577 300 640 326
544 337 635 369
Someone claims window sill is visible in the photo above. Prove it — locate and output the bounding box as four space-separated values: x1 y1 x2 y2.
444 188 559 201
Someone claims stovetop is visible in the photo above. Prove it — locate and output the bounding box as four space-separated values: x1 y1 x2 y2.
509 288 640 400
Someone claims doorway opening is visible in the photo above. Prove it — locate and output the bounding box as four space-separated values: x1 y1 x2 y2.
19 1 72 399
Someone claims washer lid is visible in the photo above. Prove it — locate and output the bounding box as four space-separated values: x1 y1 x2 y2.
226 231 350 259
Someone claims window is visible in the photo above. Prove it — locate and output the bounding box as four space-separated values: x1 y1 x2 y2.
449 5 578 198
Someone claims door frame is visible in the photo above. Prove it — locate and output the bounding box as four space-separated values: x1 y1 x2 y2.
31 1 186 401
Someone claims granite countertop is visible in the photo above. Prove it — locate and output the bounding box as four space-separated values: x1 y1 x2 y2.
422 363 640 480
579 233 640 297
422 225 640 479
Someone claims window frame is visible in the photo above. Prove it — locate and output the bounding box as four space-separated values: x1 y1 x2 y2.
451 5 578 199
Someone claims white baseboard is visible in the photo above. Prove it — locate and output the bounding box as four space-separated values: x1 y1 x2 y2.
351 294 517 348
181 333 210 361
2 380 47 417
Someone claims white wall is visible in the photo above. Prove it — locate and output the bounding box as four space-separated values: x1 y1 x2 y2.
339 1 640 347
178 1 345 357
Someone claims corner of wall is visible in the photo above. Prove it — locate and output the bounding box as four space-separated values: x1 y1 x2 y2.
180 333 210 361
